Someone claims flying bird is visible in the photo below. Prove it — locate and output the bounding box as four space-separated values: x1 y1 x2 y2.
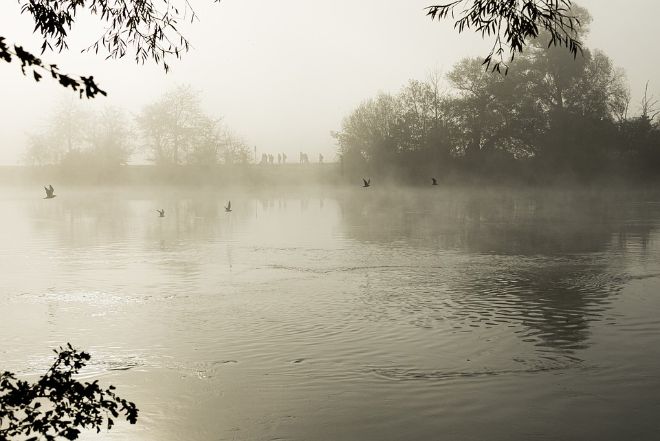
362 178 371 188
225 201 232 213
43 185 56 199
156 209 165 218
431 178 438 186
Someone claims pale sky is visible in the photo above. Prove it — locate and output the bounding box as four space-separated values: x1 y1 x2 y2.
0 0 658 165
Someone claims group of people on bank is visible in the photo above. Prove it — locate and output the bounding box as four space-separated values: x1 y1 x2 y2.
259 152 325 165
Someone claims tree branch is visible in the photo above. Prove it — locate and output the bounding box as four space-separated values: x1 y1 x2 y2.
0 36 107 98
426 0 583 73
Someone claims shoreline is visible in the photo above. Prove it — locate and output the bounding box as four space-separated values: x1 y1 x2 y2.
1 164 659 192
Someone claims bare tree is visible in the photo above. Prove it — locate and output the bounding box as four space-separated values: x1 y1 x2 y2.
640 82 660 122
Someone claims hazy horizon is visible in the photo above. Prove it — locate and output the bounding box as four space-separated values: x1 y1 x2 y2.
4 4 660 439
1 0 659 165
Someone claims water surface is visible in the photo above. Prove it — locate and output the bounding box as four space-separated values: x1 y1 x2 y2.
2 185 660 440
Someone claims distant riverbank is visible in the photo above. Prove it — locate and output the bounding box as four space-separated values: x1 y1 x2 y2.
0 163 343 187
1 163 658 190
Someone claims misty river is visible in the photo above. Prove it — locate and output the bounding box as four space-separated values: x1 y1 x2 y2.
2 185 660 441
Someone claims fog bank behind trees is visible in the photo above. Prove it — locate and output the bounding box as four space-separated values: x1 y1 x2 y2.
17 6 660 187
334 8 660 184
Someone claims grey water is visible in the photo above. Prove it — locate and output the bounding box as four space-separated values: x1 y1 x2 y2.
2 185 660 441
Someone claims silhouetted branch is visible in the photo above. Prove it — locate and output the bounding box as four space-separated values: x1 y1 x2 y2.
3 0 221 97
19 0 220 72
426 0 583 73
0 343 138 440
0 36 107 98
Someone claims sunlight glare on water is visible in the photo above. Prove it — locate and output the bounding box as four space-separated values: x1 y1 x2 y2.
2 185 660 441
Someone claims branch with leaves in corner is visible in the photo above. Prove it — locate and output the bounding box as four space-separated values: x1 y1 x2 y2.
0 37 106 98
0 343 138 440
426 0 583 73
3 0 220 98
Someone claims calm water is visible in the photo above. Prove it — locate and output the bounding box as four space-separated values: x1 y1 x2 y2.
2 185 660 440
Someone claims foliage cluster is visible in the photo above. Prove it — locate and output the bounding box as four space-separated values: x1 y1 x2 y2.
25 86 252 170
334 10 660 183
0 344 138 441
137 86 252 166
3 1 581 98
25 104 133 170
2 0 216 96
0 37 106 99
426 0 582 73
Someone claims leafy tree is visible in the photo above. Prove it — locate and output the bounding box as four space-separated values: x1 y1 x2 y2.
24 100 88 166
334 3 653 183
333 93 402 171
24 101 133 169
334 80 459 180
220 131 253 165
445 58 508 159
564 50 629 120
137 85 218 165
397 79 441 151
137 85 248 166
87 106 134 167
24 133 58 166
0 344 138 440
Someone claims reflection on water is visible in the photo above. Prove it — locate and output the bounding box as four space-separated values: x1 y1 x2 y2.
2 186 660 440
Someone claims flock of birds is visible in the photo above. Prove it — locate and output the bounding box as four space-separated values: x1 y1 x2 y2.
154 201 232 218
362 177 438 187
43 184 233 218
42 178 439 216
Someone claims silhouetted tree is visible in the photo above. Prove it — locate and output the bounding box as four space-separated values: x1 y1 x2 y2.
445 58 508 160
617 84 660 176
335 4 656 183
332 93 401 175
0 344 138 440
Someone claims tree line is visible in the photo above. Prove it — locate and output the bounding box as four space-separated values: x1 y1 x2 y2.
24 85 252 172
333 7 660 184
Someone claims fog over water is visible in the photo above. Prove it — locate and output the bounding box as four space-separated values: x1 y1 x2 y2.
2 185 660 440
3 1 660 440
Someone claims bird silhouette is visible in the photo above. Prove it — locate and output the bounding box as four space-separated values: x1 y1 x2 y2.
362 178 371 188
431 178 438 186
156 209 165 217
43 185 56 199
225 201 232 213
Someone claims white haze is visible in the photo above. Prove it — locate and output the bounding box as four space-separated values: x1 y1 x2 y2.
0 0 658 165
